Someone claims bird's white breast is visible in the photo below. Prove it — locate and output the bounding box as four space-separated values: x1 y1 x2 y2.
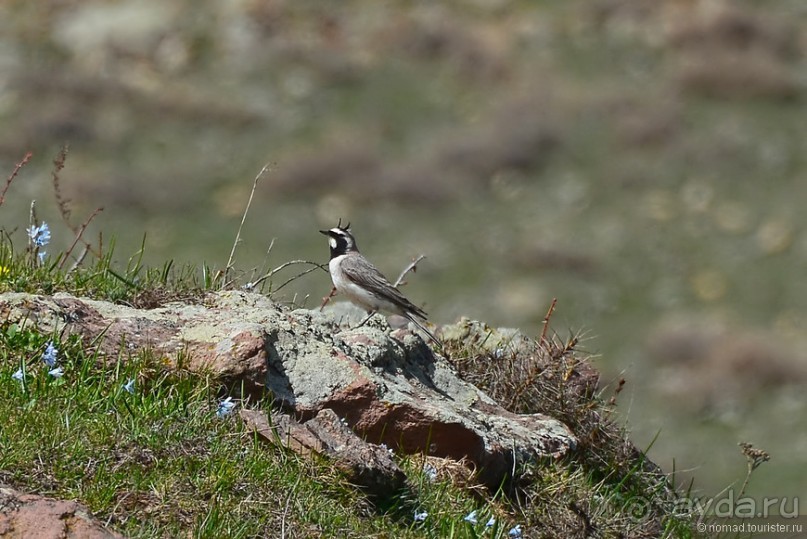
328 255 400 314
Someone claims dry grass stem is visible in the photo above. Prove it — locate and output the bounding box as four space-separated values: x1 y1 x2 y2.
224 162 273 289
52 145 71 224
737 442 770 497
270 262 327 294
1 150 33 207
60 207 104 270
540 298 557 344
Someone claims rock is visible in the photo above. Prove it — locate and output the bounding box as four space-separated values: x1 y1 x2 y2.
240 408 406 499
0 485 125 539
0 291 577 489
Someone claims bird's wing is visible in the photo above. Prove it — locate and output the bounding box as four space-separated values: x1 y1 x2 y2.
339 255 428 319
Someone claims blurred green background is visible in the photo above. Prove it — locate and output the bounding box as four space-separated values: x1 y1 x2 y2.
1 0 805 503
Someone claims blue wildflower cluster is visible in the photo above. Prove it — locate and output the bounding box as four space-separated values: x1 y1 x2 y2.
10 339 64 384
412 508 511 532
462 509 500 531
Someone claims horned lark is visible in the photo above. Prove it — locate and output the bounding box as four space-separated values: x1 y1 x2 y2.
320 221 438 342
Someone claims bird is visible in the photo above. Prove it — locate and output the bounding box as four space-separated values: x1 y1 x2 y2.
320 220 438 343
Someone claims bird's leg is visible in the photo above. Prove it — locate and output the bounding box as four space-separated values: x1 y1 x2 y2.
320 286 337 311
357 309 378 328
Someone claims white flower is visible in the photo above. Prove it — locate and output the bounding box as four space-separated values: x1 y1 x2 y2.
216 396 236 417
12 368 24 382
123 378 136 394
486 516 496 527
508 524 523 538
48 366 64 378
414 510 428 522
463 510 478 524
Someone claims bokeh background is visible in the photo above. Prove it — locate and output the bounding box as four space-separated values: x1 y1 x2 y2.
2 0 805 503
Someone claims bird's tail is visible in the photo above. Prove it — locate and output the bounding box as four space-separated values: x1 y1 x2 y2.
404 313 441 345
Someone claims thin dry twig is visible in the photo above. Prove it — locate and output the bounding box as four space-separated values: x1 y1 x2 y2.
68 244 90 273
51 145 72 225
46 146 104 266
28 200 40 266
60 207 104 270
223 162 274 289
272 263 327 294
540 298 558 344
28 200 37 239
245 259 326 290
1 151 33 207
393 254 426 288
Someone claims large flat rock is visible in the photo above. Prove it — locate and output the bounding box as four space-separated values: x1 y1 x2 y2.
1 291 576 487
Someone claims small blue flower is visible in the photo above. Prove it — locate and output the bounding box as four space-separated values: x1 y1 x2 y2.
463 510 478 524
48 366 64 378
27 223 51 247
379 443 394 455
486 516 496 527
123 378 136 394
508 524 522 538
12 368 24 382
216 396 236 417
414 510 428 522
423 463 437 481
42 341 58 367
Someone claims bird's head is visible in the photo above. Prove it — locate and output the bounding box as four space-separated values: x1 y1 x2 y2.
319 219 358 257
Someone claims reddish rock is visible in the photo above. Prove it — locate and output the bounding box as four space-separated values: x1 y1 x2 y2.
0 486 125 539
241 408 406 498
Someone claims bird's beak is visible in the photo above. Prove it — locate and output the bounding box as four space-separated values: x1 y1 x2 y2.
319 230 330 236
